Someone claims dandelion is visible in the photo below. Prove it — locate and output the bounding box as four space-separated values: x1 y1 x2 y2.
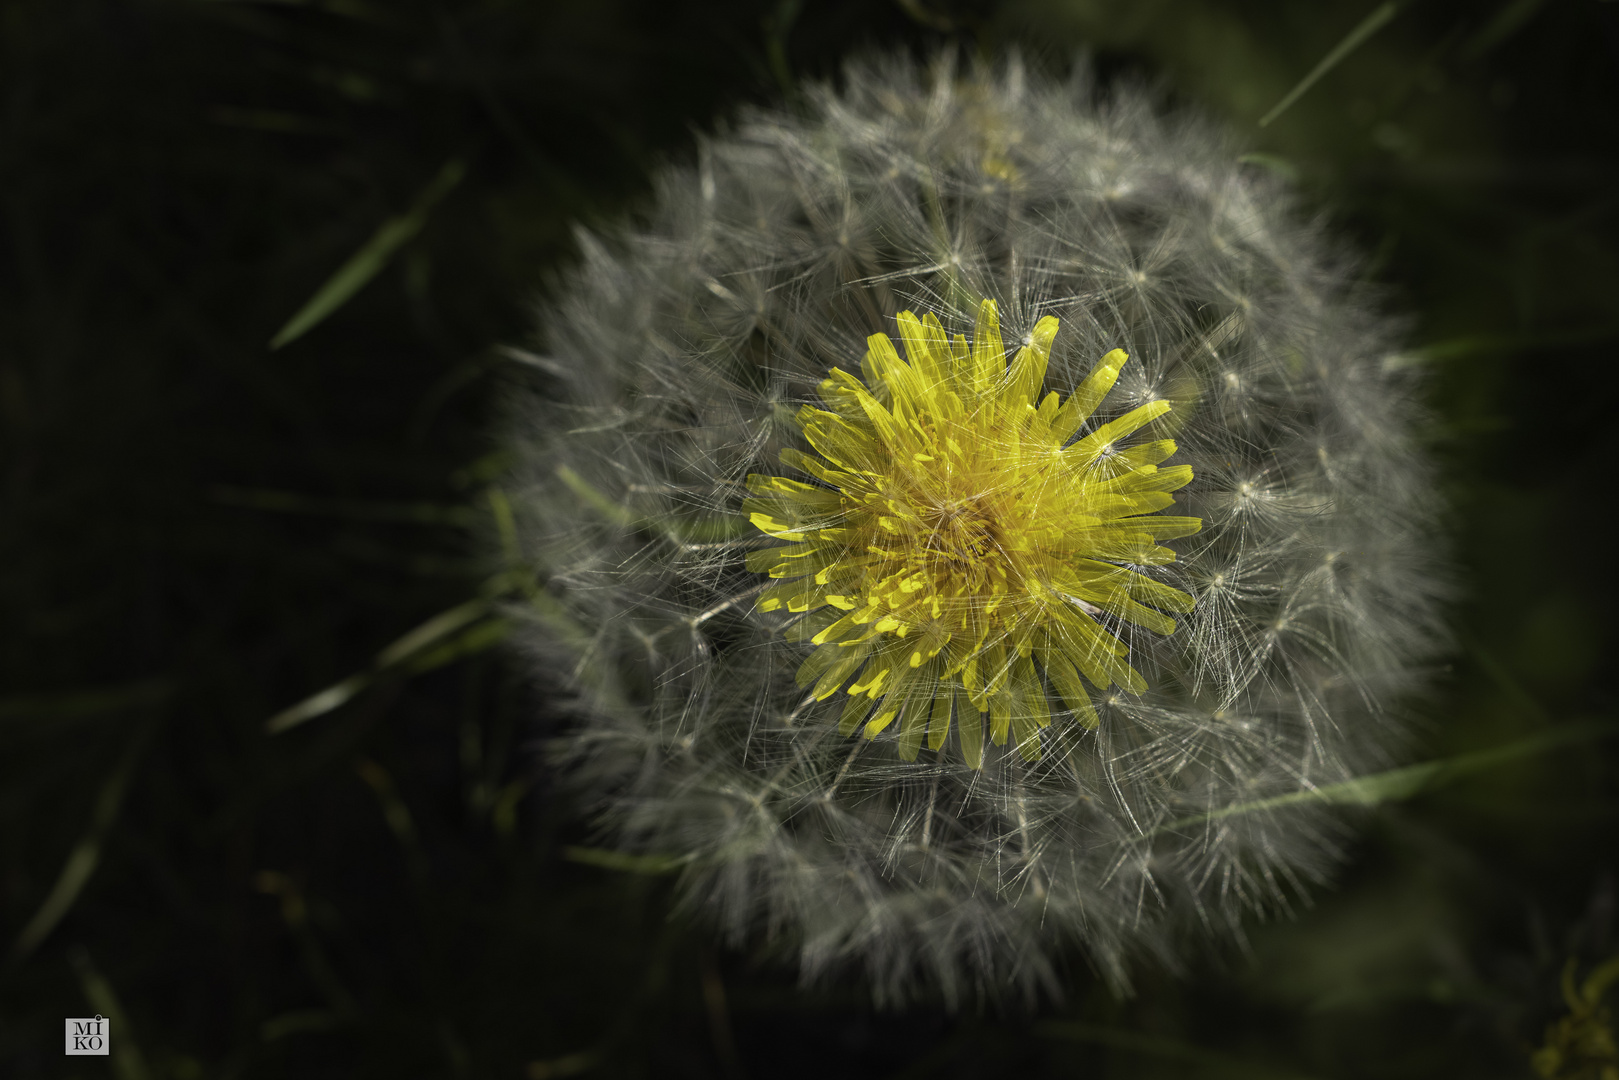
747 299 1200 764
507 51 1450 1007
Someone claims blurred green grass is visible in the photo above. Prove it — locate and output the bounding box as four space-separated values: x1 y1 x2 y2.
3 0 1617 1077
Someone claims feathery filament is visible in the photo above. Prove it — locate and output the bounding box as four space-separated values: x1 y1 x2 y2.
508 52 1451 1007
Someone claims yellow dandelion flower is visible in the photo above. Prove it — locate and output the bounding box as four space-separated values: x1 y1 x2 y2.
744 299 1202 767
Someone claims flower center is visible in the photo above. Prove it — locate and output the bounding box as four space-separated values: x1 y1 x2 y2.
926 499 996 564
744 299 1201 766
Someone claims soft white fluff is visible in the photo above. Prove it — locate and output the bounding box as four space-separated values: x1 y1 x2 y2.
504 51 1451 1009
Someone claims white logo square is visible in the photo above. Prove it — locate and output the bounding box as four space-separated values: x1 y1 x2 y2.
65 1015 110 1056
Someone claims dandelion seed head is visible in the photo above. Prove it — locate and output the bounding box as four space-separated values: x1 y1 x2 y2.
506 51 1452 1008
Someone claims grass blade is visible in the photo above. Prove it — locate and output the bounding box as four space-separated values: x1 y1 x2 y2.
1259 3 1399 127
213 485 481 527
1039 1021 1323 1079
266 595 494 734
1151 720 1618 838
562 846 691 874
0 679 169 726
14 726 151 958
69 947 151 1080
269 157 465 349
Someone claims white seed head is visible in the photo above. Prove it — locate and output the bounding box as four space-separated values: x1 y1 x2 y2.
504 51 1451 1008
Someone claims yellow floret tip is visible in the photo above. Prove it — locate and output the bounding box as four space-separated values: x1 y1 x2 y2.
743 299 1202 767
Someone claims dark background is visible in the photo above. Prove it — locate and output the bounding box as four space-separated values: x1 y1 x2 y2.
4 0 1618 1076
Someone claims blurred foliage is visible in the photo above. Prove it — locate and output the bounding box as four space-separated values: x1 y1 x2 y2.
1531 955 1619 1079
2 0 1616 1076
